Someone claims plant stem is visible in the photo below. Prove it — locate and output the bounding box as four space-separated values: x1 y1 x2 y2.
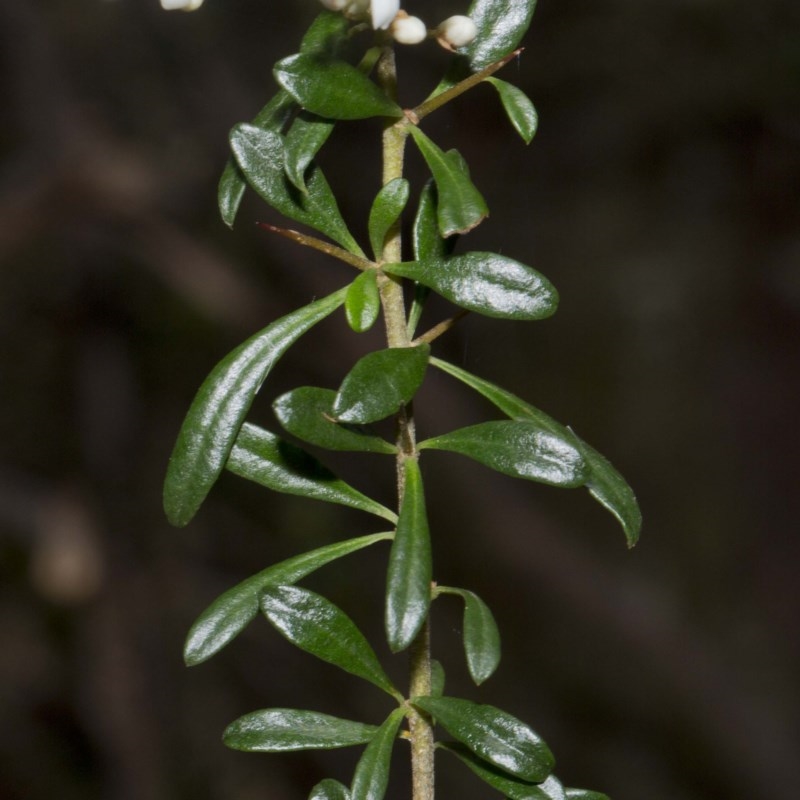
376 43 435 800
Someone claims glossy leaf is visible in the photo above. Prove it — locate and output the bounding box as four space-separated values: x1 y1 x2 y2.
273 387 397 454
430 659 446 697
230 124 362 254
300 9 353 57
261 584 399 697
346 270 382 333
385 459 432 652
384 252 558 320
439 587 501 684
429 358 641 546
463 0 538 71
310 780 352 800
350 708 405 800
163 288 347 527
227 423 396 522
369 178 410 259
184 532 393 666
333 344 431 425
486 77 538 144
223 708 377 752
420 420 587 488
284 111 336 194
565 789 610 800
412 181 453 263
412 696 554 782
275 54 403 120
441 743 556 800
408 127 488 237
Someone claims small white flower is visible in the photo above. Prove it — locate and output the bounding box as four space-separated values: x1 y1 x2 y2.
370 0 400 30
160 0 204 10
391 14 427 45
437 15 478 48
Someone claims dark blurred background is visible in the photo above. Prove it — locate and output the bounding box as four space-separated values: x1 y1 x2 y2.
1 1 799 798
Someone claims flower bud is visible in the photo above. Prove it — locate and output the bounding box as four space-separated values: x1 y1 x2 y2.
370 0 400 30
160 0 204 9
437 15 478 48
391 14 427 45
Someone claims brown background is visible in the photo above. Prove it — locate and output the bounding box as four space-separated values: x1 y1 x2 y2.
1 1 799 798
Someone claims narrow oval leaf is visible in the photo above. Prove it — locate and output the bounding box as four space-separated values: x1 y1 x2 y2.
227 423 396 522
412 696 554 782
223 709 378 752
430 659 446 697
429 358 641 546
565 789 610 800
350 708 405 800
333 344 431 425
486 77 538 144
439 587 501 684
441 743 556 800
464 0 538 71
183 532 393 666
384 252 558 320
261 584 399 697
275 54 402 120
412 181 453 263
163 289 347 527
385 459 432 652
310 779 352 800
369 178 410 259
408 127 488 237
346 270 382 333
300 9 353 57
273 387 397 454
420 420 587 488
284 111 336 194
230 124 362 255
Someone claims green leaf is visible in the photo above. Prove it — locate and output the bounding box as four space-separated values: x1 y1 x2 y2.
438 587 501 684
275 54 403 120
163 288 347 527
369 178 410 259
346 270 382 333
273 387 397 454
463 0 538 71
300 9 353 57
310 779 352 800
441 743 556 800
420 420 587 488
223 709 378 752
350 708 405 800
384 252 558 320
227 423 396 522
486 77 538 144
413 696 554 782
429 358 641 546
385 459 432 652
565 789 610 800
408 127 488 237
430 659 446 697
261 584 399 697
230 124 362 255
284 111 336 194
412 181 453 263
333 344 431 425
184 532 393 666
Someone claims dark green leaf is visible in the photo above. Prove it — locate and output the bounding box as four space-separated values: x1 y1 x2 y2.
223 709 378 752
413 696 554 782
310 779 352 800
230 124 362 254
441 743 556 800
385 459 432 652
275 54 403 120
486 77 538 144
439 587 501 684
300 9 353 57
284 111 336 194
384 251 558 320
408 127 488 237
420 420 587 488
346 270 382 333
184 532 393 666
565 789 610 800
333 344 431 425
412 181 453 263
273 387 397 454
227 423 396 522
429 358 641 546
430 659 446 697
163 288 347 527
261 585 399 697
463 0 538 71
350 709 405 800
369 178 410 259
